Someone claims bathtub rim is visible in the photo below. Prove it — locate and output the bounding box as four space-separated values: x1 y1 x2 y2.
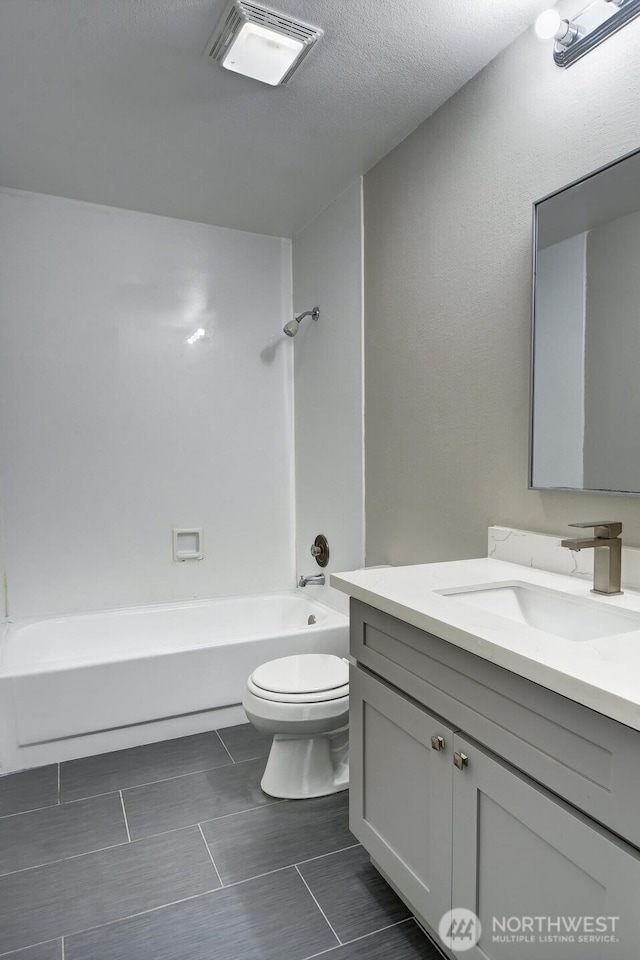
0 589 348 678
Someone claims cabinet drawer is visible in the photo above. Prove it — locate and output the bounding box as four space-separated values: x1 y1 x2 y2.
351 599 640 848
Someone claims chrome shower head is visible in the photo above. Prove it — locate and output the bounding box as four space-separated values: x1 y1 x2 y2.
283 306 319 337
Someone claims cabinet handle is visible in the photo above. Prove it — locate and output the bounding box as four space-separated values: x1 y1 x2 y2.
431 735 445 751
453 751 468 770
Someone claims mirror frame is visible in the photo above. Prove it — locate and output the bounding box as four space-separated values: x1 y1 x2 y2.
529 145 640 497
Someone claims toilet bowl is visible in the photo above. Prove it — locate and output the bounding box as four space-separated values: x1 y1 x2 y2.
243 653 349 799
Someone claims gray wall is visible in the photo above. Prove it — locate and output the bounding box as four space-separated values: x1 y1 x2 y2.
364 11 640 565
583 211 640 492
292 181 364 612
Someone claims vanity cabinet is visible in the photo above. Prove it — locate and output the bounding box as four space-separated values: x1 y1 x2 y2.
349 666 454 935
349 600 640 959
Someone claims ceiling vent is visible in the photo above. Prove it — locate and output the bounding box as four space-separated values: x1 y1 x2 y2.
206 1 323 86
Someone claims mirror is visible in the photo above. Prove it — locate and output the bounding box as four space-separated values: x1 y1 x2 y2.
531 148 640 495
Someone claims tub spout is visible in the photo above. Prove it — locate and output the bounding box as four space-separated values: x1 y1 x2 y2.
299 573 325 587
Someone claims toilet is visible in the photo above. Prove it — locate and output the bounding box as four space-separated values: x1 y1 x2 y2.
243 653 349 799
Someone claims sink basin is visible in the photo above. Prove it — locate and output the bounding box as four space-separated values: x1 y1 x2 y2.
440 582 640 642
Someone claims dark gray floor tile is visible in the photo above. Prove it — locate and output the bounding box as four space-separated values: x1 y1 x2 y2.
0 766 58 818
324 920 441 959
0 793 128 876
65 867 337 960
123 758 275 839
60 732 232 802
297 844 411 942
0 826 218 954
216 722 272 763
2 940 63 960
201 790 354 883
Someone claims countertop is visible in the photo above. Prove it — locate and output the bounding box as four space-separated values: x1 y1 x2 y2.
331 558 640 732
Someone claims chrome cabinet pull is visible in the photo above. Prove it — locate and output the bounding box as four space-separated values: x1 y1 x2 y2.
453 751 468 770
431 735 445 752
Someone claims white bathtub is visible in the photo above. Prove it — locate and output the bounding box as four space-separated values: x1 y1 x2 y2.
0 592 349 773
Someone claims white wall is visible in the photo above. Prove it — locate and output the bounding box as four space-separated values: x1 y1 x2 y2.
364 9 640 566
0 189 294 617
292 181 364 612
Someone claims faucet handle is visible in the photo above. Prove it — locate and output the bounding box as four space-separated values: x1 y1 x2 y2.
568 521 622 538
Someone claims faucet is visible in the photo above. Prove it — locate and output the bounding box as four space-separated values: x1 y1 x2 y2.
561 521 623 596
298 573 325 587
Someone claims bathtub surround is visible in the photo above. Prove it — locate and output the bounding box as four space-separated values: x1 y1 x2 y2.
0 724 434 960
364 6 640 566
292 181 365 614
0 189 294 618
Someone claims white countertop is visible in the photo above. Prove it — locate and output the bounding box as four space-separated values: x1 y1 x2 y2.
331 558 640 732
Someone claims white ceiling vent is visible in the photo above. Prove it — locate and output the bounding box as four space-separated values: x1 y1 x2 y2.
206 1 323 86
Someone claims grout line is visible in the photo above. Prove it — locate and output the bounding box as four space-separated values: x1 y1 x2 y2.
0 885 224 958
0 801 62 821
62 790 128 807
214 729 235 764
300 918 417 960
119 791 131 842
0 850 385 958
62 754 266 806
0 937 65 960
295 841 361 868
0 803 352 881
198 823 224 887
132 798 285 845
295 864 341 947
0 839 133 879
5 863 345 956
0 797 286 880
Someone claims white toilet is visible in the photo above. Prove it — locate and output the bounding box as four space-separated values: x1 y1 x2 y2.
243 653 349 799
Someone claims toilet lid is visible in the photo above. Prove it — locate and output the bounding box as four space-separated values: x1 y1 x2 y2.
250 654 348 695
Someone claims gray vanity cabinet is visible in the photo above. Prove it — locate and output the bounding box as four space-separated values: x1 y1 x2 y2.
349 600 640 959
349 666 454 934
452 733 640 960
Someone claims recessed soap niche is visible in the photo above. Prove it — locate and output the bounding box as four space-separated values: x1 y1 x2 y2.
172 527 204 561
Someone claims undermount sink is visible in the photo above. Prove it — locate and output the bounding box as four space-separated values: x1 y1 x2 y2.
440 582 640 642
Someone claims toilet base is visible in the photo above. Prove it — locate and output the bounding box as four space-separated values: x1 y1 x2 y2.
260 727 349 799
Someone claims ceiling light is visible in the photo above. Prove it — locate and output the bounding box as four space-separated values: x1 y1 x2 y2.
206 1 323 86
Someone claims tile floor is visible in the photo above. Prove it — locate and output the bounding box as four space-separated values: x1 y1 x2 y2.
0 723 442 959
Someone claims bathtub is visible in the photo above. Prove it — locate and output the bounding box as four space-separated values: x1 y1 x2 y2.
0 592 349 773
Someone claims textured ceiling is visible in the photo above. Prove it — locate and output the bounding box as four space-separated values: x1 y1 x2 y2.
0 0 549 237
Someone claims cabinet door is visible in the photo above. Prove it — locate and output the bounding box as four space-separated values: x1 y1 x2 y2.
349 665 455 933
451 733 640 960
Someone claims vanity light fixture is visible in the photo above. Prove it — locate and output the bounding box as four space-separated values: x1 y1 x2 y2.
206 1 323 86
535 0 640 66
186 328 206 345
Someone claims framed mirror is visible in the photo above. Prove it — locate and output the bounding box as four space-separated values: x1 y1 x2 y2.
530 147 640 494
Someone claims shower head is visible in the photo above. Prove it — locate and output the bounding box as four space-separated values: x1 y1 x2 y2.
283 306 319 337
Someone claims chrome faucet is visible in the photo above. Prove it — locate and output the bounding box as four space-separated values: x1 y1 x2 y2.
298 573 325 587
561 521 623 596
